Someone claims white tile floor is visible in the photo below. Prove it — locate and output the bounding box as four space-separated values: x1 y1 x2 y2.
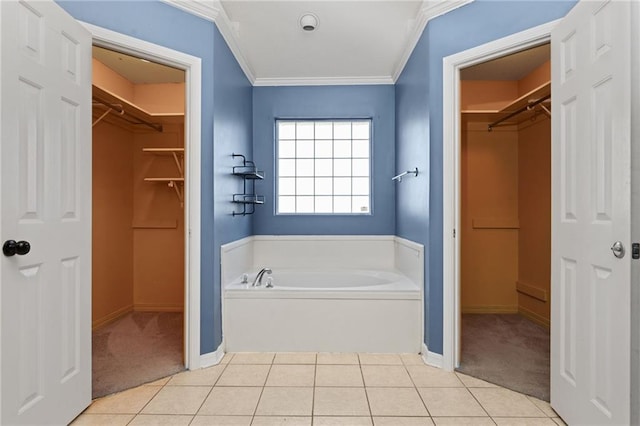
72 353 566 426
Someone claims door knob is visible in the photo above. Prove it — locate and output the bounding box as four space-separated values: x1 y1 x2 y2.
3 240 31 257
611 241 625 259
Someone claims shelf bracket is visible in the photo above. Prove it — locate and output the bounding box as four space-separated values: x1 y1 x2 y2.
93 96 163 133
142 148 185 208
171 152 184 176
168 180 184 207
92 106 125 127
539 103 551 118
92 108 112 127
488 94 551 131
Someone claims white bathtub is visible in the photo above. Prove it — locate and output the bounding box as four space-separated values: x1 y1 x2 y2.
226 268 420 294
221 236 424 353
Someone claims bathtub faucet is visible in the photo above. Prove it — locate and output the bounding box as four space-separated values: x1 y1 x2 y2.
252 268 272 287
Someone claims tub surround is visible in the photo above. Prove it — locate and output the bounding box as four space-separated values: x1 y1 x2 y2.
221 236 424 353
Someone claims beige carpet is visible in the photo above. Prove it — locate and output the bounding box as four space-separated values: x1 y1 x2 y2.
456 313 550 401
92 311 184 398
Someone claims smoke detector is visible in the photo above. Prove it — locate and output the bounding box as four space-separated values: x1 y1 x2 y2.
299 13 319 32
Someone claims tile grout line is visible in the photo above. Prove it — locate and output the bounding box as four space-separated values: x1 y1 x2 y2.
251 354 275 424
311 355 317 426
130 353 235 423
124 379 165 424
463 380 499 424
357 354 376 424
456 371 549 420
404 360 432 419
526 394 556 418
187 358 233 424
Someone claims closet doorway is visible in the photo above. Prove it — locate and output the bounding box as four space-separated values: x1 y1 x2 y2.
457 44 552 401
91 46 187 398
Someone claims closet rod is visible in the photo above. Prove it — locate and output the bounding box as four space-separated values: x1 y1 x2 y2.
488 94 551 132
92 97 163 133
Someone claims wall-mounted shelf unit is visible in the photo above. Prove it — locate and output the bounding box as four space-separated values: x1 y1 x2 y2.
143 147 185 206
232 153 264 216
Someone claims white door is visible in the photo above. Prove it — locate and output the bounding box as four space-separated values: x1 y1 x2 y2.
0 0 92 424
551 0 631 424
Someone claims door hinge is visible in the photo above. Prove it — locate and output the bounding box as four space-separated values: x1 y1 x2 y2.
453 229 456 238
632 242 639 260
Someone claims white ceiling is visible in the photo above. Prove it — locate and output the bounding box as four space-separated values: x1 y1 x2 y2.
158 0 473 85
92 46 185 84
219 0 423 84
460 43 550 81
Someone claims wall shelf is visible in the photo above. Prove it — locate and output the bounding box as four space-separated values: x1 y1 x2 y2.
462 81 551 129
143 148 185 207
143 177 185 182
232 153 264 216
232 194 265 205
232 168 265 180
92 85 184 132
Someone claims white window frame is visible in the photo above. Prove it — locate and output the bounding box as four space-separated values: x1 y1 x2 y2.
275 119 372 215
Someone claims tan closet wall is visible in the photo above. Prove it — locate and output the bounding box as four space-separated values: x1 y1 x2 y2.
517 118 551 325
92 58 185 328
516 60 551 326
92 122 134 328
461 59 551 324
133 126 184 312
461 118 520 312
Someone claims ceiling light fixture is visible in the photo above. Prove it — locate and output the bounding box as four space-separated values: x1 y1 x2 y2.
299 13 319 32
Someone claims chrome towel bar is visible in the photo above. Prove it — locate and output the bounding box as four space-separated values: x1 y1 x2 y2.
392 168 419 182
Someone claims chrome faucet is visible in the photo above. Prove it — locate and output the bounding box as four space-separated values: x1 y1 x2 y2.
252 267 272 287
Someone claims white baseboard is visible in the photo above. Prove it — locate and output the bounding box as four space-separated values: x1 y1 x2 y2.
199 342 225 369
422 343 444 369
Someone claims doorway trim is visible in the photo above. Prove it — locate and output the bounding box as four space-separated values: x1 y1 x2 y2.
441 20 559 372
83 22 203 370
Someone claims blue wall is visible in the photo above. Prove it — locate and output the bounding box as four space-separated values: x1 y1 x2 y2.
61 0 580 358
211 26 253 351
58 1 253 354
252 85 396 235
395 0 577 354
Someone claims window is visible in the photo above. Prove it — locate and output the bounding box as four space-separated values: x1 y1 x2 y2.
276 120 371 214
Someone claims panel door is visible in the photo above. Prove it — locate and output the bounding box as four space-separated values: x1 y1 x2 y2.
550 0 631 424
0 0 92 424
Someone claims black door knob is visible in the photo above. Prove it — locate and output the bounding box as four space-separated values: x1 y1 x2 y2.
3 240 31 257
16 241 30 255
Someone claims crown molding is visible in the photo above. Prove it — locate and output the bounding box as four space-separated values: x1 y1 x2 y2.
253 76 395 87
160 0 220 21
160 0 256 84
162 0 472 86
392 0 474 82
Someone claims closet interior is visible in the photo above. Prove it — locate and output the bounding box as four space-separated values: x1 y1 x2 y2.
460 44 551 326
91 46 186 397
457 43 552 400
